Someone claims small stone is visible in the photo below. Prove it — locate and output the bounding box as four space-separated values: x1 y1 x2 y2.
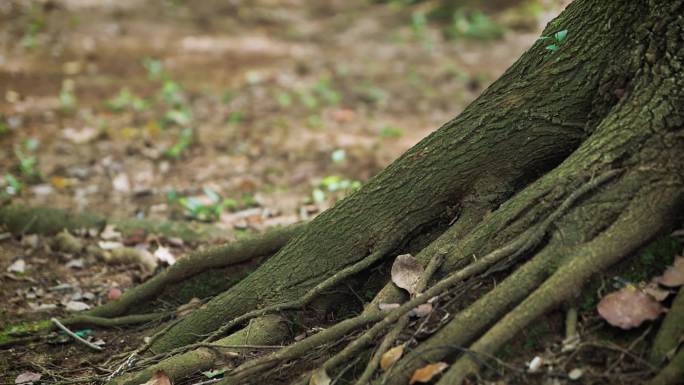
568 368 583 381
7 259 26 274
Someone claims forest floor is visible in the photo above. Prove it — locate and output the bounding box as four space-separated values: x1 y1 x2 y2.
1 1 681 385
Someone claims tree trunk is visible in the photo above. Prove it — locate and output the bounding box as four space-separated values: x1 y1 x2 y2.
78 0 684 384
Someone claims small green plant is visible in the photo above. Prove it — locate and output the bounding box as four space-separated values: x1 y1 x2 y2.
3 174 23 195
331 149 346 163
164 127 194 158
164 107 192 126
19 5 45 48
222 89 236 104
106 88 149 112
227 111 245 125
160 80 185 105
297 89 319 110
447 10 504 40
410 10 428 38
0 115 9 136
142 57 166 80
539 29 568 52
355 83 388 105
380 126 403 138
276 91 293 108
14 138 40 180
310 175 362 204
167 188 255 221
59 80 78 111
313 77 341 105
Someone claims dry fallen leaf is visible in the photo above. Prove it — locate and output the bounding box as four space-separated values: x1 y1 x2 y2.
309 369 331 385
642 282 671 301
15 371 41 384
391 254 424 295
176 297 202 317
409 303 433 318
597 286 665 329
141 370 172 385
409 362 448 384
380 344 405 371
154 246 176 265
653 256 684 287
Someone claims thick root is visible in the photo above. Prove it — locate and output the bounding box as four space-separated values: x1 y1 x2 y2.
436 184 682 384
649 286 684 366
86 223 303 318
647 348 684 385
0 204 228 242
109 315 288 385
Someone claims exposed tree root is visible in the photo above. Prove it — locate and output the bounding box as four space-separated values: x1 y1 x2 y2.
0 204 228 242
109 315 289 385
85 223 304 318
61 312 170 328
649 286 684 366
213 312 388 384
435 184 682 384
647 347 684 385
202 244 394 344
354 252 447 385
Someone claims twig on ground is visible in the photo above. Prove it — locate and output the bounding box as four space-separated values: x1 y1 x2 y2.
50 317 103 351
354 252 447 385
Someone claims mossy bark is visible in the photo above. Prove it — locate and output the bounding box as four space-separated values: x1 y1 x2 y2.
0 204 228 242
147 0 658 354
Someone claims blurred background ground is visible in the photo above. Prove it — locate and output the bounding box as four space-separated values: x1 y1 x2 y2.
0 0 582 383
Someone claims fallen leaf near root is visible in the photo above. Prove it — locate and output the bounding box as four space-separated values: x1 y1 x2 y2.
653 256 684 287
409 362 449 384
597 286 665 329
309 369 331 385
391 254 424 295
380 344 405 370
141 370 172 385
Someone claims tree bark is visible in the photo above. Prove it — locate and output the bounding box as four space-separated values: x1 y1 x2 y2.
146 0 665 354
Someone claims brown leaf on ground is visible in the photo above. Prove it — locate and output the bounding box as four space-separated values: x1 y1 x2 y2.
391 254 424 295
409 362 449 384
309 369 331 385
141 371 172 385
380 344 405 371
597 286 665 329
653 256 684 287
176 297 202 317
642 282 671 301
15 371 41 384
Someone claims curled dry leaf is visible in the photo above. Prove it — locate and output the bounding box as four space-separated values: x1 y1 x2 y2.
597 286 665 329
309 369 331 385
154 246 176 265
409 303 433 318
391 254 424 295
176 297 202 317
380 344 405 371
409 362 448 384
141 370 172 385
15 371 41 384
642 282 671 302
653 256 684 287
